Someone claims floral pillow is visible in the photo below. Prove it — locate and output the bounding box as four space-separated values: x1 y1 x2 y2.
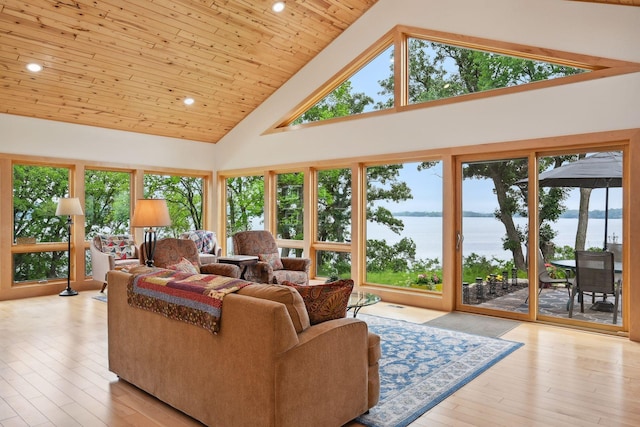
282 280 354 325
167 257 200 274
259 252 284 270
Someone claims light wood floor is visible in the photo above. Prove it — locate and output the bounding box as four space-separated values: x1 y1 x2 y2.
1 292 639 427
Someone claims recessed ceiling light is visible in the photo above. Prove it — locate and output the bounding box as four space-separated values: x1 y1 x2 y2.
272 2 285 13
26 63 42 72
184 98 195 106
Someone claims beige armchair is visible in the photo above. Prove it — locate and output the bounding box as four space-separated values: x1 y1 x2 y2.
231 230 310 285
141 238 240 278
90 234 140 292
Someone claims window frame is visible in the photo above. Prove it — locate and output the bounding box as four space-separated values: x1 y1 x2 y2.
268 25 639 132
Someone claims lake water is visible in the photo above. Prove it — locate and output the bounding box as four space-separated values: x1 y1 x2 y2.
367 216 622 261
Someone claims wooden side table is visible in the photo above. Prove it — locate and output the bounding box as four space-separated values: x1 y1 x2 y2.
217 255 259 280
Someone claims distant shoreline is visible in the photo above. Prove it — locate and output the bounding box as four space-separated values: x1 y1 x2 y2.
393 208 622 219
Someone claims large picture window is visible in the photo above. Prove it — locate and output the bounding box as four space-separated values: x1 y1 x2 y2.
13 164 71 284
276 172 304 247
85 169 131 236
365 161 443 292
144 173 205 237
226 175 265 252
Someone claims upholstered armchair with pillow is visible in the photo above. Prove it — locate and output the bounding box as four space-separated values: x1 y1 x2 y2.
91 234 140 292
232 230 311 285
141 238 240 278
179 230 221 265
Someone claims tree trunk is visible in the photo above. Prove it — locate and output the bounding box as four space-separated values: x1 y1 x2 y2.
491 173 526 271
575 188 591 251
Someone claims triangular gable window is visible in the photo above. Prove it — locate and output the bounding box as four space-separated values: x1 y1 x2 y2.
271 26 639 131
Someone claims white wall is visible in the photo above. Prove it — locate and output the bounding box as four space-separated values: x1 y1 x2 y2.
0 114 216 170
214 0 640 170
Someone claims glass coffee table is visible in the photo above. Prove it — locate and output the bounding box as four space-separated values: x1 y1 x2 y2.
347 291 381 317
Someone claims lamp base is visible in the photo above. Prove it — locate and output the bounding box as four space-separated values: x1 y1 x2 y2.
59 287 78 297
143 228 158 267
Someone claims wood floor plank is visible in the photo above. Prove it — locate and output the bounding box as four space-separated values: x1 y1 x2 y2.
1 292 639 427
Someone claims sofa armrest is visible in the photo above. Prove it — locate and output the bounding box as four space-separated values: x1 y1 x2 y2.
200 263 241 278
244 261 273 284
276 318 373 426
90 243 115 284
367 332 381 408
280 257 311 273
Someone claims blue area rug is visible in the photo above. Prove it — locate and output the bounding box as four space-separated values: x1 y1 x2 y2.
92 293 108 303
357 314 523 427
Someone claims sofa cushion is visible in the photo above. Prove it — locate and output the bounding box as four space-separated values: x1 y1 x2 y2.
167 257 200 274
282 280 354 325
258 252 284 270
98 234 136 260
238 284 310 333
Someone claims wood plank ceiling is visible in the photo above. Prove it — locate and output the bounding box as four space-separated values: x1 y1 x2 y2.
0 0 377 143
0 0 636 144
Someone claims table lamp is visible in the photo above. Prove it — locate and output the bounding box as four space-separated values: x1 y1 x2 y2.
56 197 84 296
131 199 171 266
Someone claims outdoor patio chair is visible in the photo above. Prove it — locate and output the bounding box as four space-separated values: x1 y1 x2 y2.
525 248 572 304
569 250 620 324
606 242 623 285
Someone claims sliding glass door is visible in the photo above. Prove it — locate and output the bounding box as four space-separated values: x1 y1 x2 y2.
457 150 625 331
458 157 530 315
535 151 623 328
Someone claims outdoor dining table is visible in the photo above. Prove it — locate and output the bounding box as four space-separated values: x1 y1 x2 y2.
550 259 622 274
550 259 622 312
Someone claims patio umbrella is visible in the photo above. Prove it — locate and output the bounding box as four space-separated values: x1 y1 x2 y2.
534 151 622 249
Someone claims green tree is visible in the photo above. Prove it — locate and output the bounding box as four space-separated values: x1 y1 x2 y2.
13 165 70 281
317 168 352 243
85 169 131 236
226 176 265 237
276 172 304 257
377 39 584 107
144 174 204 236
293 81 374 124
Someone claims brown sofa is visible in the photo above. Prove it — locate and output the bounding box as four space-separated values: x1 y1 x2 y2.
107 270 380 427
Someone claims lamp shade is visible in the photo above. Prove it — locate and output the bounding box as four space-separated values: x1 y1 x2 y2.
55 197 84 216
131 199 172 227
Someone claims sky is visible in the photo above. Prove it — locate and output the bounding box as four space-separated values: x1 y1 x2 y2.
347 45 393 111
376 160 622 214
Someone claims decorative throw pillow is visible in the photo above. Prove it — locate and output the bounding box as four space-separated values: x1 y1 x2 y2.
185 230 216 254
282 280 354 325
259 252 284 270
167 257 200 274
99 234 136 260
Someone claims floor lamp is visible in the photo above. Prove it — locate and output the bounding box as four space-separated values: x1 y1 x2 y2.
56 197 84 297
131 199 171 267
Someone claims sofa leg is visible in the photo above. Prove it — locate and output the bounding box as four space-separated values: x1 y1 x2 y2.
100 283 108 293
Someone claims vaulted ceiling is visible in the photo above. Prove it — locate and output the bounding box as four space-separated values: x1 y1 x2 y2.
0 0 636 143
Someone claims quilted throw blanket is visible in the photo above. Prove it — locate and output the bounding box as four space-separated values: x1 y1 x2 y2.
128 269 250 334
